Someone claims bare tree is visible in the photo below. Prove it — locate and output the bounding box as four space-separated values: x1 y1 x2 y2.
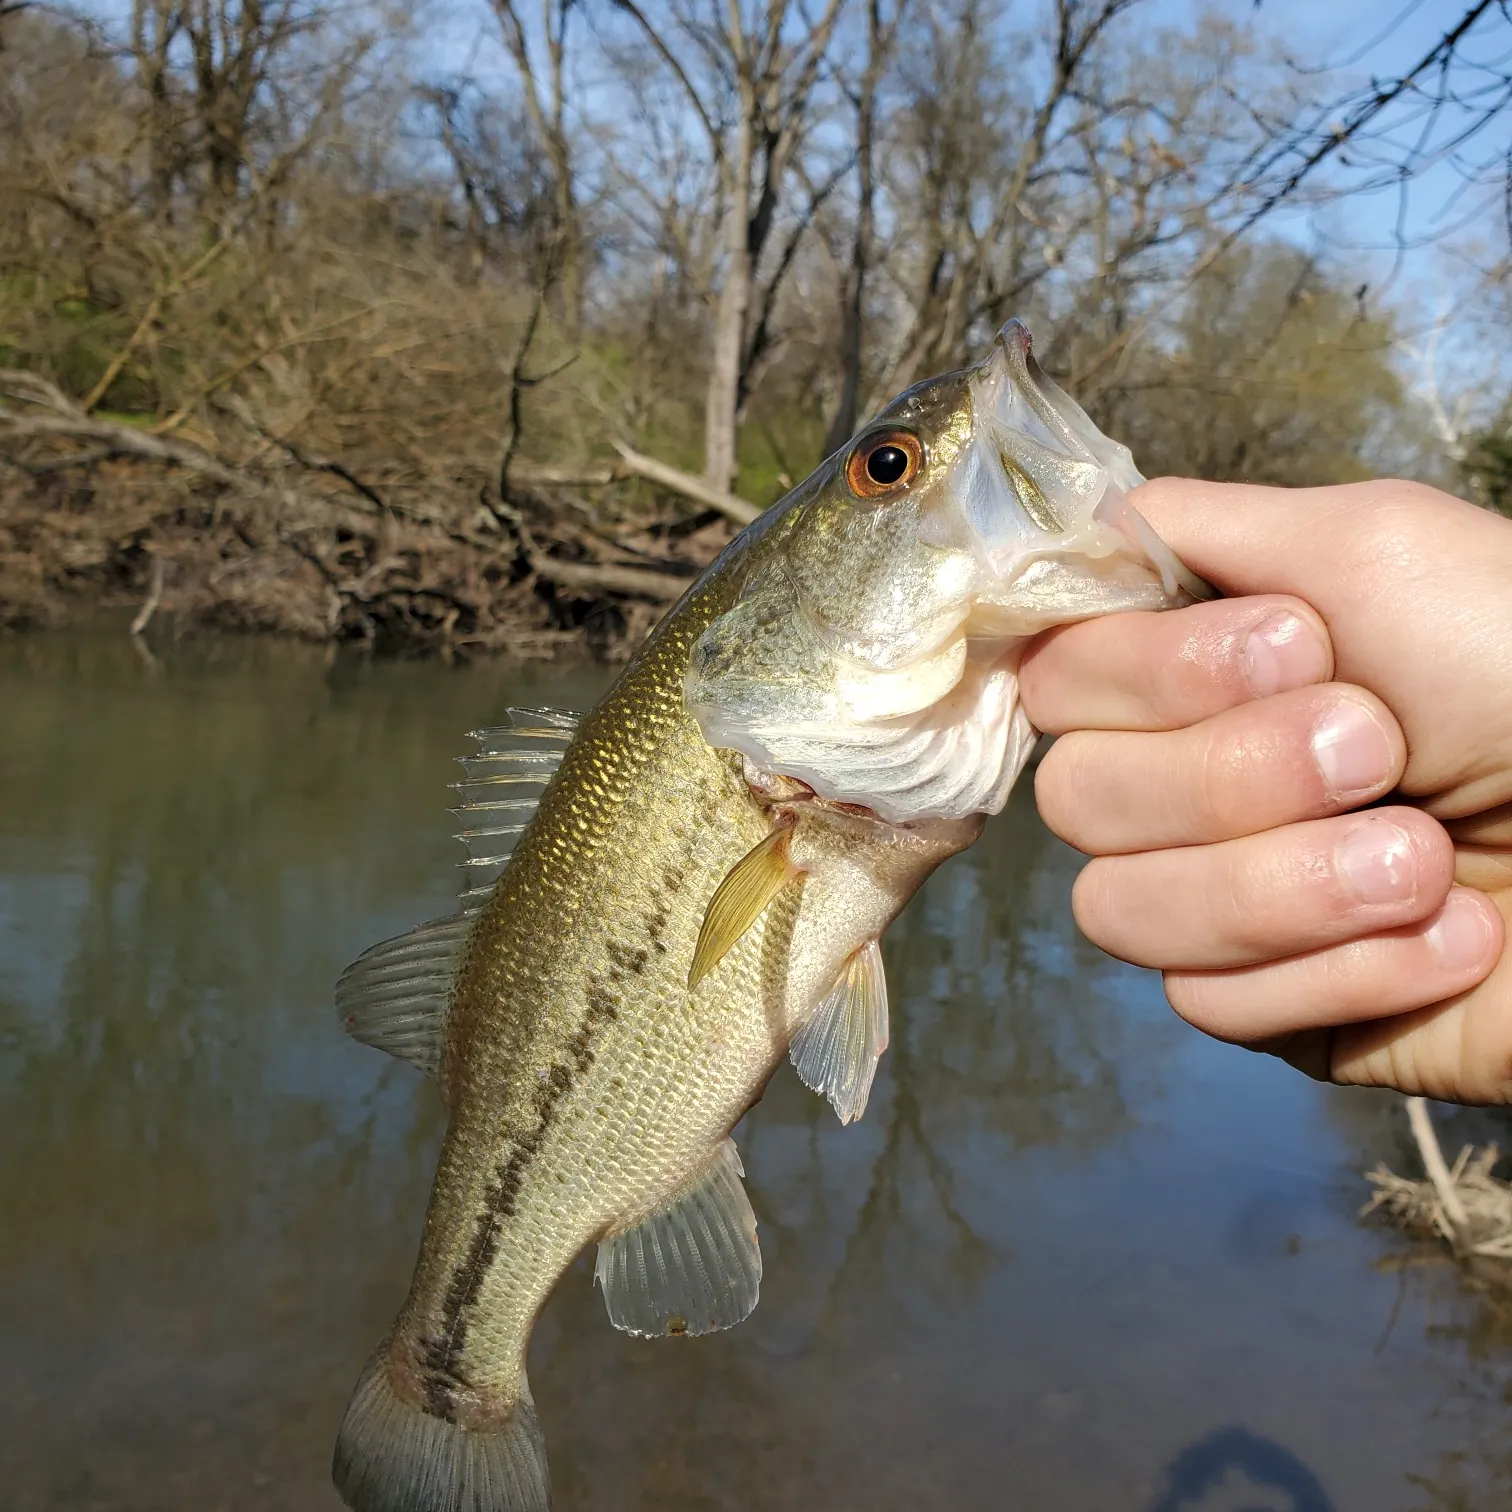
1233 1 1512 248
0 0 1489 655
822 0 902 456
491 0 583 328
610 0 847 491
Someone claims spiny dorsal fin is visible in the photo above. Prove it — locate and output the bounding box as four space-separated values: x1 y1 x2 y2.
336 706 582 1077
687 826 799 990
789 938 890 1125
453 706 581 907
594 1140 761 1338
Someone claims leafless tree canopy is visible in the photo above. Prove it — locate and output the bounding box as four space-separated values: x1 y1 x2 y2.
0 0 1504 652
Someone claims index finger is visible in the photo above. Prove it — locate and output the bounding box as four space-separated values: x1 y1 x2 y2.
1019 594 1333 734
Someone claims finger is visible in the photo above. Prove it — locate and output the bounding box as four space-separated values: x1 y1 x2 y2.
1125 477 1512 802
1072 808 1455 971
1329 889 1512 1103
1123 475 1494 608
1163 886 1503 1044
1037 684 1405 854
1019 595 1332 735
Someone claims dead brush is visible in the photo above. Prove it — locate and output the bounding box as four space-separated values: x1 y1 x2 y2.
1363 1096 1512 1274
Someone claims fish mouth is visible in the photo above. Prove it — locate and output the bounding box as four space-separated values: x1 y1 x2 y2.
961 320 1212 631
686 319 1211 825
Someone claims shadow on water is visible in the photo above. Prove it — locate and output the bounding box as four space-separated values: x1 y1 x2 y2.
1144 1426 1337 1512
1 629 1511 1510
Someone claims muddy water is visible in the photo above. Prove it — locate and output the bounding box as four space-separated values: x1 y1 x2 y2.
1 628 1509 1512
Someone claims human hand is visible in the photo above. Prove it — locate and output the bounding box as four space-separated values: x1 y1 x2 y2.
1018 478 1512 1104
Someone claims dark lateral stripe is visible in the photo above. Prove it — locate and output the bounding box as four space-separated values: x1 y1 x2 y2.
420 979 621 1416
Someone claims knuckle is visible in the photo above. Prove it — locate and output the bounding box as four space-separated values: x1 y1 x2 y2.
1347 486 1441 574
1192 723 1256 835
1205 849 1260 953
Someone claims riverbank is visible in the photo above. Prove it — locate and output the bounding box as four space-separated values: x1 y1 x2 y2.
0 442 737 658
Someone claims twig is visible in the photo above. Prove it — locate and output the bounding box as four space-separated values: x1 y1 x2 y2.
1406 1095 1473 1243
80 236 231 413
223 397 390 514
130 555 166 637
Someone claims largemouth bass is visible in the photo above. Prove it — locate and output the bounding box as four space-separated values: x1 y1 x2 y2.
331 321 1208 1512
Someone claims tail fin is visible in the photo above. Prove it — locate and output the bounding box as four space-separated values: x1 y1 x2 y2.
332 1353 550 1512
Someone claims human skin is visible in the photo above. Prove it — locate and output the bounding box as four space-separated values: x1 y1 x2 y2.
1018 478 1512 1105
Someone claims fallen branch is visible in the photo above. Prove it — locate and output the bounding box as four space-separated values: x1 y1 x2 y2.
610 443 760 526
0 369 711 649
488 491 694 602
0 371 241 485
511 446 763 528
527 554 693 602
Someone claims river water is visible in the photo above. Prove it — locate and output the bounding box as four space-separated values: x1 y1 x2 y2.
1 628 1509 1512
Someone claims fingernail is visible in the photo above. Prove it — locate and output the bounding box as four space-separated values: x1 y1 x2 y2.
1336 819 1416 905
1425 892 1496 971
1243 612 1329 698
1312 698 1393 800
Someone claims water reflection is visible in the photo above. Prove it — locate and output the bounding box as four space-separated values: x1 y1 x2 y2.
1 630 1509 1511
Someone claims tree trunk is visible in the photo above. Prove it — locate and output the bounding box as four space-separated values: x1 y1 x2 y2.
824 0 885 456
705 101 754 492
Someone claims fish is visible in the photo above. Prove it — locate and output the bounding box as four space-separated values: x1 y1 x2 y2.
330 319 1210 1512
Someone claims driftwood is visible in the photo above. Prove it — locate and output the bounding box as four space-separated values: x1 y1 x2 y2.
1363 1096 1512 1268
512 443 760 527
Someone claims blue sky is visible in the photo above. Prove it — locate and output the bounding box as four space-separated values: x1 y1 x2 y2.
72 0 1512 403
76 0 1508 282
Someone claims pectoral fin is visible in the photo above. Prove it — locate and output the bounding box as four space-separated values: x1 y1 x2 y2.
594 1140 761 1338
687 826 799 990
790 939 890 1124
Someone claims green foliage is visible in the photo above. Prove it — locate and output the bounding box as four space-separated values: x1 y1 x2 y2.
1114 242 1404 486
1461 426 1512 516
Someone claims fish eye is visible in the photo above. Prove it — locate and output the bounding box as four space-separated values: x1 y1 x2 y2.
845 429 922 500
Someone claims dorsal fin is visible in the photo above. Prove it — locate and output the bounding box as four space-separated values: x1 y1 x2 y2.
336 913 474 1077
337 706 582 1075
453 706 580 906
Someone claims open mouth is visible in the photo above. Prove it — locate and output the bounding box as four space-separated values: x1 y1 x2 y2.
965 322 1213 623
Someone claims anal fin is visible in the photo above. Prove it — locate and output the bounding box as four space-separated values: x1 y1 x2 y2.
594 1140 761 1338
790 938 889 1125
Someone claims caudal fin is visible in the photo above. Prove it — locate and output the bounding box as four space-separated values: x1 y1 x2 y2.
332 1352 550 1512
